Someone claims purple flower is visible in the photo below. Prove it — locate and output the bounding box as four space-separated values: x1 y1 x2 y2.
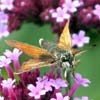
0 11 8 23
27 75 68 99
72 30 90 47
1 78 16 100
0 56 14 79
0 24 9 39
0 96 4 100
74 96 89 100
49 78 68 89
93 4 100 19
50 92 70 100
0 0 14 10
37 76 68 92
4 48 22 61
50 7 70 23
36 76 52 92
0 11 9 39
74 73 91 87
62 0 83 13
27 84 46 99
67 73 90 97
1 78 15 88
0 56 11 67
4 48 22 71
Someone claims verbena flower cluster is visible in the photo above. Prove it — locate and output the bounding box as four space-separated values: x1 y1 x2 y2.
0 0 99 43
0 48 91 100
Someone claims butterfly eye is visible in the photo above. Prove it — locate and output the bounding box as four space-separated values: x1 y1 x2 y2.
61 54 68 62
61 56 67 62
60 52 73 62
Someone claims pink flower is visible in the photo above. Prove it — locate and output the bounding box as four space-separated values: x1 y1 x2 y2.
36 76 52 92
4 48 22 71
93 4 100 19
4 48 22 61
0 11 8 24
67 73 90 97
1 78 16 100
0 56 14 79
0 0 14 10
28 75 68 99
0 96 4 100
74 96 89 100
74 73 91 87
0 11 9 39
27 84 46 99
0 24 9 39
72 30 90 47
0 56 11 67
37 76 68 91
1 78 15 88
49 78 68 89
62 0 83 13
50 7 70 23
50 92 70 100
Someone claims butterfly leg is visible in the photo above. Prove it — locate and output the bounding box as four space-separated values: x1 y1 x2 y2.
73 59 80 69
70 59 81 79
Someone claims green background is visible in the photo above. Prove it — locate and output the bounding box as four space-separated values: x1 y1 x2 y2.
0 23 100 99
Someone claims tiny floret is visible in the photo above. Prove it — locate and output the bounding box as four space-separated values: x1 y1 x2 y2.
50 92 70 100
74 73 91 87
72 30 90 47
0 56 11 67
1 78 16 88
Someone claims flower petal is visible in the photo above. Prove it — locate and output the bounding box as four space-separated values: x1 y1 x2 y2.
83 37 90 43
27 84 35 91
79 30 85 38
82 96 89 100
56 93 63 100
74 97 80 100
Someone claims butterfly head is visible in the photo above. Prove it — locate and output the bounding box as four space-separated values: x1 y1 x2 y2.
59 51 74 72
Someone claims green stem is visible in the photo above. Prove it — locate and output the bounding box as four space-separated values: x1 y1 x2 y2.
66 72 73 100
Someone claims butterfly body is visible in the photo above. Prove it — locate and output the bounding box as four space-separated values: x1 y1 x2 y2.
40 39 74 73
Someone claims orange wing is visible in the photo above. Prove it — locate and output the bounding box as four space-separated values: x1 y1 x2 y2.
14 59 57 74
6 40 54 62
58 20 72 50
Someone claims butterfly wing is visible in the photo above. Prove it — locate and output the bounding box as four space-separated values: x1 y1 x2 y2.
58 20 72 50
6 40 54 62
14 59 57 74
6 40 56 74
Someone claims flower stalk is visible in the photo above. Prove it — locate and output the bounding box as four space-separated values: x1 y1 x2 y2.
4 64 14 79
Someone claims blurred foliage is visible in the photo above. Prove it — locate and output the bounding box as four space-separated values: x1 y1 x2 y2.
0 23 100 99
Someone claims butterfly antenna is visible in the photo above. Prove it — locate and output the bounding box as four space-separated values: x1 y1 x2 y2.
39 38 44 46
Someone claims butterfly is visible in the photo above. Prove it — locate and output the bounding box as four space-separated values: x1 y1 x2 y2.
6 21 82 77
